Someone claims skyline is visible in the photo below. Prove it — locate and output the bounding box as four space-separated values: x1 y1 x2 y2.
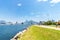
0 0 60 22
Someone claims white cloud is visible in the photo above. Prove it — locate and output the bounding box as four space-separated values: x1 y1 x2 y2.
37 0 48 2
50 0 60 4
17 3 22 6
50 0 60 6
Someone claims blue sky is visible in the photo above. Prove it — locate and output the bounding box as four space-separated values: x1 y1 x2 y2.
0 0 60 22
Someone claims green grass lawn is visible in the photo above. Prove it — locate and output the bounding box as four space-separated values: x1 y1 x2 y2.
17 25 60 40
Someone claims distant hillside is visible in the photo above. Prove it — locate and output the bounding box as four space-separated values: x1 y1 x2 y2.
23 20 38 25
17 25 60 40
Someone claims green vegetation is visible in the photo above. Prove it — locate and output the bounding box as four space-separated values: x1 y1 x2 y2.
43 20 56 25
17 25 60 40
39 20 60 26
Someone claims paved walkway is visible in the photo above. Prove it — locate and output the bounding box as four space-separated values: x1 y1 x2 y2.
35 25 60 30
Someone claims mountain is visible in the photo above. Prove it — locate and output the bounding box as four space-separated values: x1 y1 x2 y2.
23 20 38 25
0 20 6 24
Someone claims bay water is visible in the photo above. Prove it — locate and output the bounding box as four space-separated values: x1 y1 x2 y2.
0 23 31 40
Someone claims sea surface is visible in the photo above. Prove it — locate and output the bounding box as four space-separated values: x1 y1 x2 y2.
0 23 31 40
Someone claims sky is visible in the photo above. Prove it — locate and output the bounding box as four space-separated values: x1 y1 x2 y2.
0 0 60 22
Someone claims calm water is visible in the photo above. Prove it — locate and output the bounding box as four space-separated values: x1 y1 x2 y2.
0 23 31 40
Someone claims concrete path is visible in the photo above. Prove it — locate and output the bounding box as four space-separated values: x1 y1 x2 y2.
35 25 60 30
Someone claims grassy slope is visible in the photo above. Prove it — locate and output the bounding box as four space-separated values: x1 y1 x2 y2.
17 25 60 40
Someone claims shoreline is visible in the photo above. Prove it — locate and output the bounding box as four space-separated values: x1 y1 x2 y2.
10 28 28 40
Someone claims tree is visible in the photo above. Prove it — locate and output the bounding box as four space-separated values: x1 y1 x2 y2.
43 20 56 25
